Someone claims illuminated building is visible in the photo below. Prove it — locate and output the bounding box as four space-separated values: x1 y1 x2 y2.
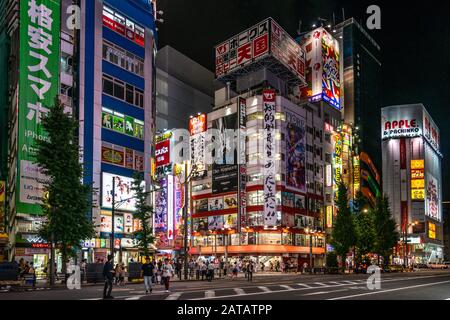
382 104 444 264
186 18 328 268
0 0 158 265
334 19 382 206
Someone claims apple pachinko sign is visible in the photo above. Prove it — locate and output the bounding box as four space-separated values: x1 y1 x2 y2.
17 0 61 215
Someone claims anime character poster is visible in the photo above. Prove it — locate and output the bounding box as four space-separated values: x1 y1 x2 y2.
426 174 440 221
154 179 168 232
321 30 341 110
285 109 306 192
208 215 224 230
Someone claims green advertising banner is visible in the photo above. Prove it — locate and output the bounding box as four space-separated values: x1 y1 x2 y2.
17 0 61 215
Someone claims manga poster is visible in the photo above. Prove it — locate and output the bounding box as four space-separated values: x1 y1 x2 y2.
285 108 306 192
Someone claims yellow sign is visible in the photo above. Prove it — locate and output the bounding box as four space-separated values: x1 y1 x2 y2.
326 206 333 228
428 222 436 239
0 180 5 202
411 160 424 170
411 179 425 189
412 189 425 200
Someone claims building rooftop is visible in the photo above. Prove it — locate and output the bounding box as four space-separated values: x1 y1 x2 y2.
156 45 214 97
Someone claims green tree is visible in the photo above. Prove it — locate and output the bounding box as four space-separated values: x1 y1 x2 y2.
373 195 400 267
35 99 95 282
331 182 357 271
326 251 338 269
355 209 376 263
131 172 154 257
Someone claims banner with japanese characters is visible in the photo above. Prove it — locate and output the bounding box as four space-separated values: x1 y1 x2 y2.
17 0 61 215
263 90 277 227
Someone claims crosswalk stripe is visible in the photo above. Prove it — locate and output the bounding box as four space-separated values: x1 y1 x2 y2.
279 285 294 290
258 286 271 292
165 292 182 300
125 295 144 300
343 281 358 285
314 282 327 287
234 288 245 295
205 290 215 298
297 283 311 288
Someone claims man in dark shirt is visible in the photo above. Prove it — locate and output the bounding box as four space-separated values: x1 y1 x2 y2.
102 254 115 299
141 256 155 294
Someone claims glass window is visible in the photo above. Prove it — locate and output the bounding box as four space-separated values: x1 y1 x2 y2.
103 75 114 96
126 84 134 104
113 79 125 100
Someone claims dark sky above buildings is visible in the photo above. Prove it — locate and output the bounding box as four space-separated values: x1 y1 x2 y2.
157 0 450 200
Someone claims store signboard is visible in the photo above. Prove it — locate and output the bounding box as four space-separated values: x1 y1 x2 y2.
426 174 440 221
263 89 277 227
189 114 207 179
423 110 440 152
381 106 423 140
411 160 425 201
215 18 305 83
17 0 61 215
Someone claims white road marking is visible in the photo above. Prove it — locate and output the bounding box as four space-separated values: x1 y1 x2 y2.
258 286 271 292
165 292 182 300
343 281 359 285
314 282 327 287
125 295 144 300
234 288 245 295
205 290 215 298
303 289 349 296
297 283 312 288
280 285 294 290
328 280 450 300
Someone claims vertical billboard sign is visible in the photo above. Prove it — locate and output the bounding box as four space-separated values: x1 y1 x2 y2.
423 110 440 152
321 29 341 110
0 181 5 233
212 113 238 194
426 174 440 221
189 114 207 179
263 90 277 226
17 0 61 215
238 98 247 230
284 106 306 193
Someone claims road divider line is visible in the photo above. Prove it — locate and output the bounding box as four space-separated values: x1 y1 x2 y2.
303 289 349 296
328 280 450 300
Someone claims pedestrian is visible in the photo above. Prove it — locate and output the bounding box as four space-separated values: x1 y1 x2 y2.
201 262 207 281
207 262 214 282
231 262 238 280
28 262 36 289
102 254 115 299
260 262 265 272
119 263 126 286
161 258 174 293
247 261 254 282
141 257 155 294
114 264 121 285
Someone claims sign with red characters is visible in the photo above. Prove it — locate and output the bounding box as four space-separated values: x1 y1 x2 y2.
189 114 207 136
155 139 170 168
215 18 305 84
102 5 145 47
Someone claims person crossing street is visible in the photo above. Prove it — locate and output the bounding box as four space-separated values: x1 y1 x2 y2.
141 256 155 294
102 255 115 299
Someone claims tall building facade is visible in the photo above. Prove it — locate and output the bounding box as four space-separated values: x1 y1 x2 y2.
335 18 382 207
183 18 328 268
156 45 214 131
0 0 158 268
382 104 444 264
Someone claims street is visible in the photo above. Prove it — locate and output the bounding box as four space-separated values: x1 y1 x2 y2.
1 270 450 300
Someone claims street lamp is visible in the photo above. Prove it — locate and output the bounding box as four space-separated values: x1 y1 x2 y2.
305 228 316 274
181 162 198 280
403 221 418 268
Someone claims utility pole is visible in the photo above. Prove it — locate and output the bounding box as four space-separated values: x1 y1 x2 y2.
110 177 115 259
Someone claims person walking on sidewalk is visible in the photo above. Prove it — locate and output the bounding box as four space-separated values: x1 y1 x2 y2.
246 261 254 282
161 258 174 293
28 262 36 289
207 262 215 282
141 257 154 294
102 254 115 299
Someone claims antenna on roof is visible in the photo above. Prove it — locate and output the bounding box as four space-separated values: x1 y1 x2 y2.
297 20 302 36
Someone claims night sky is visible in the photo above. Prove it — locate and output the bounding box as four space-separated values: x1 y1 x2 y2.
157 0 450 200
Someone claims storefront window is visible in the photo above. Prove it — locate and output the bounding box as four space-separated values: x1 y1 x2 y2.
258 233 281 245
231 233 240 245
282 233 292 245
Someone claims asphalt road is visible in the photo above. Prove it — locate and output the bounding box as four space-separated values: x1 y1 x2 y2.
1 270 450 300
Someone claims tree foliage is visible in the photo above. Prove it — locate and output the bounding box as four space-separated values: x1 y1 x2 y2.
331 182 357 270
355 209 376 258
373 195 400 266
34 99 95 275
131 172 154 257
